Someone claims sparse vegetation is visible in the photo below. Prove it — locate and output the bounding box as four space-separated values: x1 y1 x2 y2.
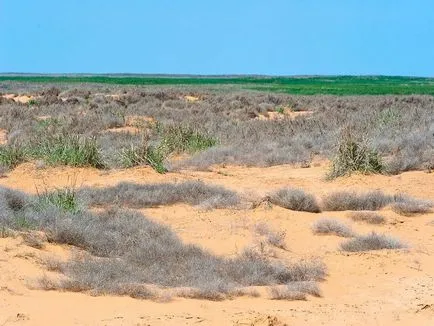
0 186 326 300
270 187 321 213
0 87 432 174
0 82 433 325
312 218 355 237
347 211 385 224
340 232 406 252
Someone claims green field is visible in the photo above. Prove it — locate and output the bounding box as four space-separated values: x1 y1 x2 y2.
1 75 434 95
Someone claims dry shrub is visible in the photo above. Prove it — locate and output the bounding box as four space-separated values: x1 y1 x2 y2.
254 222 287 249
322 190 392 211
391 194 432 216
340 232 406 252
270 187 321 213
312 218 355 237
347 211 385 224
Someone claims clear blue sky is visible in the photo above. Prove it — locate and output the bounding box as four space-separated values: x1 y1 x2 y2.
1 0 433 76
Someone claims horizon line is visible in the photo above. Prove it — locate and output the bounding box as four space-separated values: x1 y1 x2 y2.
1 73 433 79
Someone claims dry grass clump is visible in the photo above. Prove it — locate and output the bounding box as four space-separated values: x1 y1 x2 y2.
347 211 385 224
0 186 326 300
21 232 47 249
322 190 432 216
269 187 321 213
322 190 392 211
340 232 406 252
391 194 433 216
269 281 321 300
254 222 287 249
311 218 355 237
79 181 240 209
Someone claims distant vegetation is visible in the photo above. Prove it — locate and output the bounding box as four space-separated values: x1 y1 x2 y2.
1 75 434 95
0 87 432 175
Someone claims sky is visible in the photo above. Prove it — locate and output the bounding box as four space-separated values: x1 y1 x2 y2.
1 0 433 76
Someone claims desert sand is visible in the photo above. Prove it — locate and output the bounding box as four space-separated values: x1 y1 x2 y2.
1 163 433 325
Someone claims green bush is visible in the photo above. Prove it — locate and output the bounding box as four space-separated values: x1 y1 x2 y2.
327 133 383 179
0 144 27 169
159 125 217 155
33 134 104 168
120 143 167 173
120 125 216 173
275 107 285 114
37 187 80 213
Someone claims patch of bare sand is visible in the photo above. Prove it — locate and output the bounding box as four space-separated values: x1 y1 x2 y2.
0 129 8 145
35 115 51 121
0 163 433 325
184 95 200 102
2 94 17 100
125 115 155 127
257 109 314 121
1 94 41 104
103 126 141 134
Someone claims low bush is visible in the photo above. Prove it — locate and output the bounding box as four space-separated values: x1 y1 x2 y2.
340 232 406 252
269 187 321 213
347 211 385 224
391 194 433 216
322 190 392 211
311 218 355 237
32 134 104 168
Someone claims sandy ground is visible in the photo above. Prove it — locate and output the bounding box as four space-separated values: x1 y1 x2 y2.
1 163 434 325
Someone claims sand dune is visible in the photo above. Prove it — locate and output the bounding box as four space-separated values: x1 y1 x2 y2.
1 163 433 325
